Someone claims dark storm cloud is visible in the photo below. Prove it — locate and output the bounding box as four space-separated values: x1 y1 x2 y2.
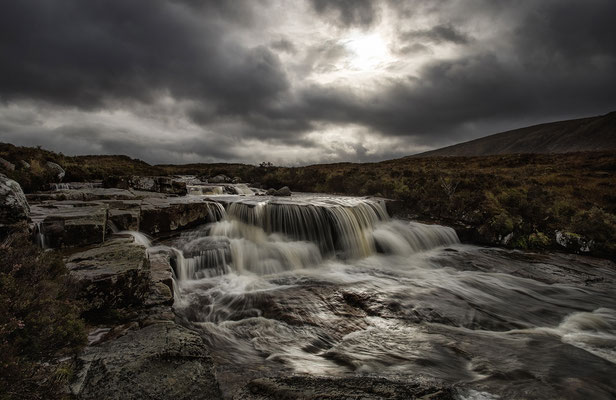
1 0 616 163
401 25 470 45
0 0 287 113
309 0 378 27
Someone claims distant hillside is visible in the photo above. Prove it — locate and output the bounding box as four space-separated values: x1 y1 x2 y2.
416 111 616 157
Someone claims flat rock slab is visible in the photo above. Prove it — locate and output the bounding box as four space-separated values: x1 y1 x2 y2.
235 376 455 400
32 201 108 248
27 188 138 202
67 237 150 311
140 198 224 235
72 322 221 400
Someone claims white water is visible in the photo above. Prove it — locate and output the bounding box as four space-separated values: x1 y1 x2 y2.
113 194 616 399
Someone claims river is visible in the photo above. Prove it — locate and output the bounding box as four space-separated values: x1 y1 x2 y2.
164 194 616 399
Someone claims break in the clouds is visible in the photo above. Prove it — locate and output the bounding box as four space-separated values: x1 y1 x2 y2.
1 0 615 165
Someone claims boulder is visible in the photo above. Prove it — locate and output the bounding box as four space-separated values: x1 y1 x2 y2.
208 174 231 183
66 237 150 312
71 322 221 400
266 186 292 196
555 230 593 253
46 161 65 181
19 160 30 170
32 202 108 248
0 173 30 227
0 157 15 171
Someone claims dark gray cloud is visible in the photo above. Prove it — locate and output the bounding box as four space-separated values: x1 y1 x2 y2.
401 25 470 45
309 0 378 27
0 0 287 113
0 0 615 164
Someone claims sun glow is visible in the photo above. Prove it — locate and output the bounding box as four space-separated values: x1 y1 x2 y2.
344 33 391 71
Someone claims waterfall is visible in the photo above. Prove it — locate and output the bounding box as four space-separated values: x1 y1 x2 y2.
232 184 254 195
118 231 153 247
112 196 459 287
34 221 47 249
226 197 388 258
373 220 460 256
169 196 460 283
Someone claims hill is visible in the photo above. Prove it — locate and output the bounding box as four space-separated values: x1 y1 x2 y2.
416 111 616 157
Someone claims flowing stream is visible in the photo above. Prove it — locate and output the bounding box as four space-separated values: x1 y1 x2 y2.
160 195 615 399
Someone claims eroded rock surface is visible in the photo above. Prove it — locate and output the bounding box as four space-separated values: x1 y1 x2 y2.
235 376 455 400
72 322 221 400
140 197 224 235
67 237 150 312
32 201 108 248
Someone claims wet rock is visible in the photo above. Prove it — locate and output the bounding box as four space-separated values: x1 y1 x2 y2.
32 201 108 248
145 247 175 307
235 376 455 400
0 157 15 171
139 198 224 235
104 176 187 195
0 173 30 227
66 237 150 312
46 161 65 181
71 322 221 400
266 186 292 196
104 200 142 232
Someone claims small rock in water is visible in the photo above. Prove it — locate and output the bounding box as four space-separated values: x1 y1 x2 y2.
266 186 292 196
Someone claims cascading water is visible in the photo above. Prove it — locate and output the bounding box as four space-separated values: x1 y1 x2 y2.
127 192 616 399
34 221 47 249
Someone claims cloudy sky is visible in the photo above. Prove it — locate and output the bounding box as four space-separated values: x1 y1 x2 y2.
1 0 615 165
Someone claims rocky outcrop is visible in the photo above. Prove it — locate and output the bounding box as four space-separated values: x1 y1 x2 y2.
67 237 151 312
46 161 65 181
104 176 187 196
71 322 221 400
67 237 221 399
139 198 224 235
0 174 30 229
32 202 108 248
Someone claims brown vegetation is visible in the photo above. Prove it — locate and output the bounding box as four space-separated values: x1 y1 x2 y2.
0 230 86 399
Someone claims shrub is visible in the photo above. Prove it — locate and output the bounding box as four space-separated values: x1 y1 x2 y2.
0 233 86 399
